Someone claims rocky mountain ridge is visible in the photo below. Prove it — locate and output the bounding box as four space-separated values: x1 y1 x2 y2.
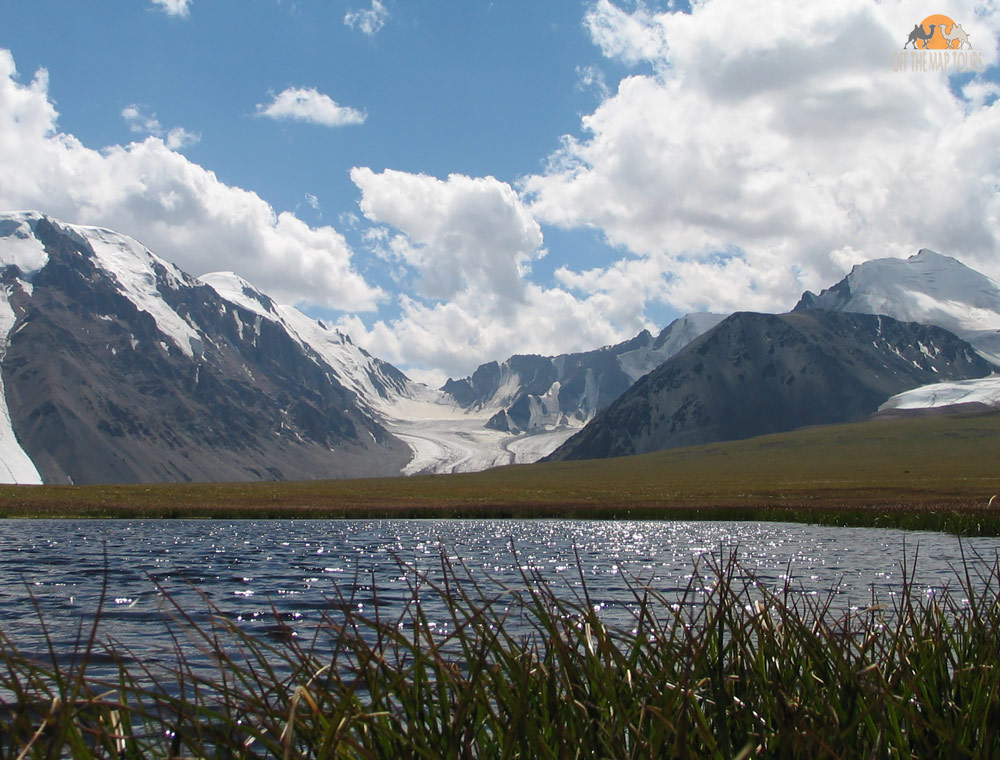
4 212 1000 481
440 313 725 433
547 310 994 461
0 212 411 484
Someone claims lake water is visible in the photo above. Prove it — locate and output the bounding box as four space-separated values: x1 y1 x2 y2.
1 519 998 667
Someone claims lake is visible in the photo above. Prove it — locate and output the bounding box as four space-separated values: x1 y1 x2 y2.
1 519 998 667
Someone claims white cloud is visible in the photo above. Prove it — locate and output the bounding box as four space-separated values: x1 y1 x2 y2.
343 168 640 379
150 0 191 18
123 105 201 150
165 126 200 150
337 282 630 384
122 104 162 135
524 0 1000 315
351 169 543 302
344 0 389 37
0 48 381 313
256 87 366 127
576 65 609 97
584 0 669 68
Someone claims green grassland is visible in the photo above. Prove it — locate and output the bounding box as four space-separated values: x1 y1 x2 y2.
2 410 1000 532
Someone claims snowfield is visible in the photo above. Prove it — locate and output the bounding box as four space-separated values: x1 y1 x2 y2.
0 293 43 484
880 376 1000 412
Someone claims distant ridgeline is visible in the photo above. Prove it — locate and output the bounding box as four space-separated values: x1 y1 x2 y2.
2 212 999 483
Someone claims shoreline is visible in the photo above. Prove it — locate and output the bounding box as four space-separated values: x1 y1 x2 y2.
1 412 998 533
1 493 998 536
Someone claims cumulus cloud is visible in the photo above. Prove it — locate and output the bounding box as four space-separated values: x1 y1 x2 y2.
351 169 544 303
584 0 669 68
256 87 366 127
344 0 389 37
165 126 200 150
122 104 201 150
524 0 1000 315
0 48 381 312
344 169 636 380
150 0 191 18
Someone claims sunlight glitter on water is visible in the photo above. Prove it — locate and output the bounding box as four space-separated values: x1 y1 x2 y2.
0 519 997 657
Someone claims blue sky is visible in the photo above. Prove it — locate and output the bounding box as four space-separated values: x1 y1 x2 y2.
1 0 999 384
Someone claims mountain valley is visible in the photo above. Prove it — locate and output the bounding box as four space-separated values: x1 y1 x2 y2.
2 212 999 483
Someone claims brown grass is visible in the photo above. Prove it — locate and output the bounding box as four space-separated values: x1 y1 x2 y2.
1 412 999 532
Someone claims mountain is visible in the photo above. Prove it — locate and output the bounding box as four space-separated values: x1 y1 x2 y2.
547 310 994 461
197 271 410 413
10 213 996 482
794 249 1000 366
3 211 719 483
440 313 726 433
0 212 412 484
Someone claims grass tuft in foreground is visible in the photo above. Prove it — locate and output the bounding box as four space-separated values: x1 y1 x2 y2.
2 549 1000 757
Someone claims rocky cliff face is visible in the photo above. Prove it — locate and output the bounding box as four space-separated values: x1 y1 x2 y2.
547 310 994 461
0 212 410 484
441 313 726 434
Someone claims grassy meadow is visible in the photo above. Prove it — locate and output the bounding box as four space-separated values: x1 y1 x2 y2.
0 410 999 532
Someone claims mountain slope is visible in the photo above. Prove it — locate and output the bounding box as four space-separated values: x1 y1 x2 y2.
0 212 410 484
547 310 994 461
198 271 410 413
795 249 1000 365
441 312 726 433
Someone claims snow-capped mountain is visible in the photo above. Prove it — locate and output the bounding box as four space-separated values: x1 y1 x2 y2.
198 271 410 413
548 310 994 461
7 213 995 482
0 211 413 484
1 211 666 483
441 313 726 433
794 249 1000 365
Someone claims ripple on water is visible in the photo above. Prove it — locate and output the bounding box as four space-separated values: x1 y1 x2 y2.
0 519 997 662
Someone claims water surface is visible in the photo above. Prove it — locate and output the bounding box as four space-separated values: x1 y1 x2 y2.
1 519 996 663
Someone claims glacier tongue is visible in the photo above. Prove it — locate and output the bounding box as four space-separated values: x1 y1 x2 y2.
378 384 579 475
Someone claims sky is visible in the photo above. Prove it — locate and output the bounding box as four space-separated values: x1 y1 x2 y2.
1 0 999 386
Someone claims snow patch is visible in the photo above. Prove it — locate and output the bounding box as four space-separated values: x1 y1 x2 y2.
880 376 1000 411
61 223 202 358
0 212 49 276
0 286 42 484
